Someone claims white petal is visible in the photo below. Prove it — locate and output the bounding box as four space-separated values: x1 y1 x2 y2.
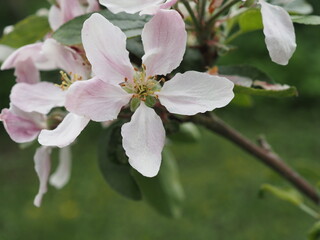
82 13 134 84
99 0 164 14
158 71 234 115
10 82 66 114
66 78 131 122
259 0 296 65
33 146 52 207
140 0 178 15
121 103 165 177
48 5 64 31
142 10 187 77
42 39 90 79
38 113 90 148
50 146 72 189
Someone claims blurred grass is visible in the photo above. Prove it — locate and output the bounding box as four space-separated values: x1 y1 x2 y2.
0 0 320 240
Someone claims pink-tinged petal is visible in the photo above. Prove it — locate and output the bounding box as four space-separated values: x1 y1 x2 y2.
259 0 296 65
82 13 134 84
14 58 40 84
121 103 165 177
38 113 90 148
50 146 72 189
66 78 131 122
42 39 90 79
10 82 66 114
0 106 45 143
142 10 187 77
158 71 234 115
1 43 56 71
99 0 163 14
34 146 52 207
87 0 100 12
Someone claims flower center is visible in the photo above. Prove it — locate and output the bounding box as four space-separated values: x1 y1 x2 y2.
121 66 162 101
57 71 83 90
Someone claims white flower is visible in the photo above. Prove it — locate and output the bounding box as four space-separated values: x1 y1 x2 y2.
64 11 234 177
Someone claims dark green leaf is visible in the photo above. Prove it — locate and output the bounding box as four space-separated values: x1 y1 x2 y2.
132 147 185 218
98 120 142 200
308 221 320 240
291 15 320 25
218 65 274 83
234 85 298 98
127 37 144 58
218 65 298 97
0 15 50 48
53 10 150 46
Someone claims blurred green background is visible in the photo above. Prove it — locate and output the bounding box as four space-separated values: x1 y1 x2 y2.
0 1 320 239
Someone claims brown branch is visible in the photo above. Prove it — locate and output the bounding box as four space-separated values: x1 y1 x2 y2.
184 113 320 205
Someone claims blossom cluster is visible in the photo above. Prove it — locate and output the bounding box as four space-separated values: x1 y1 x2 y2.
0 0 297 206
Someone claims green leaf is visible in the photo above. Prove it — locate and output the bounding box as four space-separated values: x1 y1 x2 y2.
98 120 142 201
218 65 274 83
230 93 253 107
291 15 320 25
168 123 201 143
308 221 320 240
234 85 298 97
53 10 150 46
0 15 50 48
278 0 313 15
132 147 185 218
259 184 303 206
127 37 144 58
218 65 298 98
238 9 263 33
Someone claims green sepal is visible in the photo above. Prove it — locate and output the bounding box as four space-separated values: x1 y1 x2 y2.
145 96 157 108
130 98 141 112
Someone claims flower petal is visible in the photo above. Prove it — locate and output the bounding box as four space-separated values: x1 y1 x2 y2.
158 71 234 115
1 42 56 71
99 0 163 14
259 0 296 65
14 58 40 84
38 113 90 148
42 39 90 79
48 5 64 31
33 146 52 207
121 103 165 177
10 82 66 114
142 10 187 77
82 13 134 84
50 146 72 189
0 106 45 143
66 78 131 122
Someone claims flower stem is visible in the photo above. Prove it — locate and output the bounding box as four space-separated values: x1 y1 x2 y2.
181 0 201 32
206 0 241 27
177 113 320 205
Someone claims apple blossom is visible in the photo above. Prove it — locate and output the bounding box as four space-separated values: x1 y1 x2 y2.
63 10 234 177
99 0 178 15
